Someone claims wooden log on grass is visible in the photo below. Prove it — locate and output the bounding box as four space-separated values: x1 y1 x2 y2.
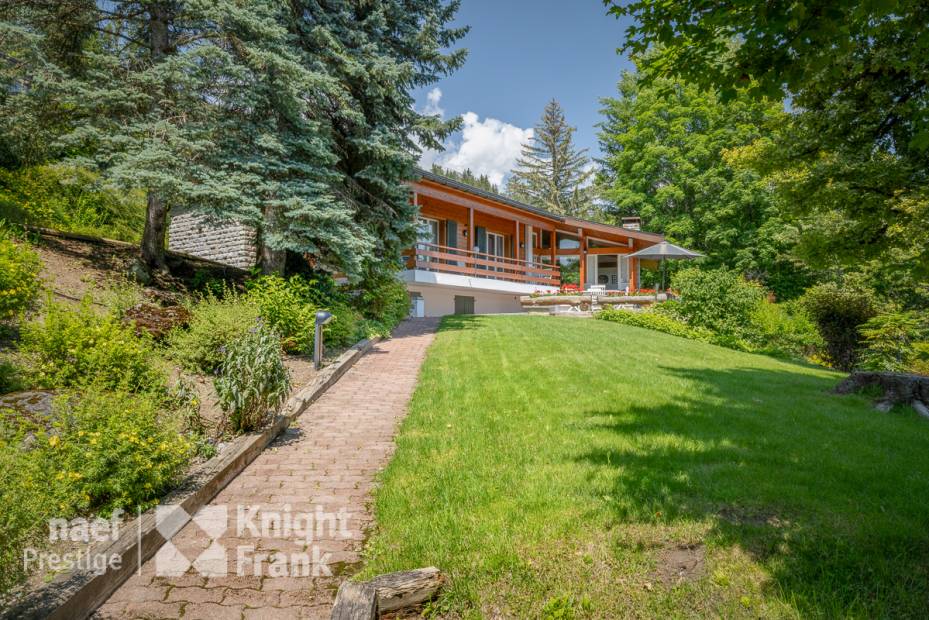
330 567 444 619
331 582 377 620
369 566 444 613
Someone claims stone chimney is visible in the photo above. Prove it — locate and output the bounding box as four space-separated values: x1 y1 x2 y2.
621 216 641 231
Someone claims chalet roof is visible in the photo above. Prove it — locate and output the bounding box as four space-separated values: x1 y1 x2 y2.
414 168 663 243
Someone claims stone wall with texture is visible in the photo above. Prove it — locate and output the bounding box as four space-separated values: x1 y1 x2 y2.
168 208 257 269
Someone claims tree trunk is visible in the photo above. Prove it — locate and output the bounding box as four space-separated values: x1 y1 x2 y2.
259 203 286 275
139 4 171 272
141 190 168 269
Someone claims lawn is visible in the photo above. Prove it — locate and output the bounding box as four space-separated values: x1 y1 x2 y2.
360 315 929 618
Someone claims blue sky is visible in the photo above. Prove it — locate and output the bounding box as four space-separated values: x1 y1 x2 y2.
416 0 636 187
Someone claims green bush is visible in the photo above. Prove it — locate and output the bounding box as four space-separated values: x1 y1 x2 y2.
0 358 24 394
214 320 291 433
0 418 52 596
20 298 165 392
597 307 712 340
858 311 927 372
911 342 929 376
801 282 877 371
245 275 319 353
0 389 193 595
355 270 409 331
746 300 823 358
0 228 42 321
167 293 260 373
45 390 192 514
0 164 145 242
324 302 364 348
670 267 764 337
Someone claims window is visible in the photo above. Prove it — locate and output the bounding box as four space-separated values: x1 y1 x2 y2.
416 217 439 245
556 232 580 250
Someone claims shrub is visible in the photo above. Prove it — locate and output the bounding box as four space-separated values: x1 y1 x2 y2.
20 298 165 392
0 419 52 596
324 302 364 348
355 270 409 331
597 307 711 340
746 300 823 358
45 390 192 514
670 267 764 337
214 320 291 434
245 275 319 353
911 342 929 376
858 311 927 372
0 228 42 321
801 282 877 371
0 164 145 242
167 292 260 373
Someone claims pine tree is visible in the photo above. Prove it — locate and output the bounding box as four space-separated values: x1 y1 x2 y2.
506 99 595 217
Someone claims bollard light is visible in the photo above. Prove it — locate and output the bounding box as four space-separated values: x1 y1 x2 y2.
313 311 333 370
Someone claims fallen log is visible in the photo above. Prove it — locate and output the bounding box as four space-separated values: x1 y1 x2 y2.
369 567 444 613
331 582 377 620
331 567 443 619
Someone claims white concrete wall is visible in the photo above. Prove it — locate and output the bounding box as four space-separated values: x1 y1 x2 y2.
406 284 523 317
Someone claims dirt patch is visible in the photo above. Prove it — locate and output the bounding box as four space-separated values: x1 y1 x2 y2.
654 543 706 587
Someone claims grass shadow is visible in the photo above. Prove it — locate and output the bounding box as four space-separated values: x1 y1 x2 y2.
574 364 929 617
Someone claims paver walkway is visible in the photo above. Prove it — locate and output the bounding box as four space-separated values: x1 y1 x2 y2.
96 319 439 620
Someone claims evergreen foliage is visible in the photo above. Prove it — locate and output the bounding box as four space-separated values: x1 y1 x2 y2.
430 164 498 193
0 1 467 278
507 100 596 218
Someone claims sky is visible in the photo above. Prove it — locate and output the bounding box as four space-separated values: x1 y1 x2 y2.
416 0 636 188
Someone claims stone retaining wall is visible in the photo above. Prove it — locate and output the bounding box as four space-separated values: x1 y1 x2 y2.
167 208 257 269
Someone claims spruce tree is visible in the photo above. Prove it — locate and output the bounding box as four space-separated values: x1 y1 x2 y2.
507 99 595 217
1 1 466 278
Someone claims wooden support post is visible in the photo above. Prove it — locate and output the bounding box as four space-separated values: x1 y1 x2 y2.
514 220 520 260
550 230 556 265
578 229 586 291
468 207 475 270
630 257 638 291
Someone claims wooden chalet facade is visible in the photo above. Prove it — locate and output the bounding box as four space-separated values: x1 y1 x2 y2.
404 169 664 316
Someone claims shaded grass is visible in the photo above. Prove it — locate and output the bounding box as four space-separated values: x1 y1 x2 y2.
361 315 929 618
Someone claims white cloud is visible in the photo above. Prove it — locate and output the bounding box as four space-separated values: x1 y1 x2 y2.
416 89 532 188
422 87 444 117
437 113 532 187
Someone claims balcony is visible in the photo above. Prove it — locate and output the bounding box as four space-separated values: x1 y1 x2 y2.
403 242 560 291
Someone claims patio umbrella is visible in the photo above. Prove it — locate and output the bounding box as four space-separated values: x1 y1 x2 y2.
628 241 704 293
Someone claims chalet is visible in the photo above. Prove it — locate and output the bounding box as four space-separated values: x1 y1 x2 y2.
404 169 664 316
167 168 665 317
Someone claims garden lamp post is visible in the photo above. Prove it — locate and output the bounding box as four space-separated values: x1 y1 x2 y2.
314 310 333 370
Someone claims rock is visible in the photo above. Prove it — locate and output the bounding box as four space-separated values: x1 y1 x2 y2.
127 258 152 285
122 302 191 339
874 400 894 413
913 401 929 420
0 390 55 419
834 371 929 413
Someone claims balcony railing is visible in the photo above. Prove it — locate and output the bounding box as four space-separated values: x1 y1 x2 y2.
405 242 560 287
